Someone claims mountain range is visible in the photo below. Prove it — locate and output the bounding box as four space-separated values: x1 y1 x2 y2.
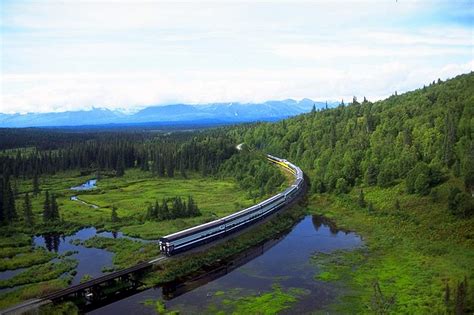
0 99 333 128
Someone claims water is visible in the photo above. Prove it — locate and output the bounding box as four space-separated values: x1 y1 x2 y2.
71 179 97 191
70 195 99 209
33 228 114 285
0 268 26 281
88 215 363 314
0 227 152 294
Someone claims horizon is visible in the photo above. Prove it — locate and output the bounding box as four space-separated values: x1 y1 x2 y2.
1 0 473 114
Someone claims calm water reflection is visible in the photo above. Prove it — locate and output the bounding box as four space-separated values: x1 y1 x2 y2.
89 215 363 314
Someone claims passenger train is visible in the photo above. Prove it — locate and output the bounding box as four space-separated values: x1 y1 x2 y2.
159 154 304 256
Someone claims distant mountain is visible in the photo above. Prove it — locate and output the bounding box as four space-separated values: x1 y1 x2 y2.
0 99 334 128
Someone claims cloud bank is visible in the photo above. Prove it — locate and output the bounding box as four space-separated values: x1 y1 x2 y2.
1 1 472 114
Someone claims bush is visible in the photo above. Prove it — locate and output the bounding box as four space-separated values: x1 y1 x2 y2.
448 187 474 218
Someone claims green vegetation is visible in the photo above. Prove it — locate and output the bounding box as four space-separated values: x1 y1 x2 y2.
219 150 286 198
143 299 177 315
80 236 159 269
38 301 79 315
238 73 473 205
0 278 71 310
146 196 201 221
0 259 77 288
220 285 308 315
309 179 474 313
1 72 472 313
0 248 56 271
230 72 474 312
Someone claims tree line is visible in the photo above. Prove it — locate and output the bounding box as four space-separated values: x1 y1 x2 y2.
233 73 473 217
0 132 237 181
146 196 201 221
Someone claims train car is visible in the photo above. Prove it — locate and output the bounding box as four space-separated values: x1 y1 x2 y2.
159 154 304 256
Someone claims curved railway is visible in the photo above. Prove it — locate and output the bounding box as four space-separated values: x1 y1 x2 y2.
159 154 304 255
1 153 304 314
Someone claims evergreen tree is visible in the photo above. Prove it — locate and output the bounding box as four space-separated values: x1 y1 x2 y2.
161 198 169 220
111 205 119 222
187 195 200 216
43 191 51 222
23 193 34 226
50 194 59 220
154 200 160 220
3 177 17 222
32 173 40 196
116 156 125 177
146 204 154 220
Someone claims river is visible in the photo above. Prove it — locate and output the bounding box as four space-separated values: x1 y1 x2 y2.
87 215 363 314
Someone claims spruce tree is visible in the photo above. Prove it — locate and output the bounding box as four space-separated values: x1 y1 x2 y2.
43 191 51 222
33 174 40 196
23 193 34 226
3 178 17 222
116 156 125 177
146 204 154 220
111 205 119 222
153 200 160 219
50 194 59 221
161 198 169 220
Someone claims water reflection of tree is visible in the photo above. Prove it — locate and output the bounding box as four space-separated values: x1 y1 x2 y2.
311 215 350 235
44 233 61 252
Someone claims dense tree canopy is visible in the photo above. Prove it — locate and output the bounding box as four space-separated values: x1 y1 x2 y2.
232 73 473 215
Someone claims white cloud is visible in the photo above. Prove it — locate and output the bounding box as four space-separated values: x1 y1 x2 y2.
2 59 472 114
0 1 473 113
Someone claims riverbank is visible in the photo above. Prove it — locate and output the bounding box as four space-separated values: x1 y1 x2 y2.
0 169 268 310
309 178 474 313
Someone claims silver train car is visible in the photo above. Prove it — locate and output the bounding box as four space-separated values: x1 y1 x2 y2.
159 154 304 256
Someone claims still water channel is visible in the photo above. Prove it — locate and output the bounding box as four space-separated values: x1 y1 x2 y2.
88 215 363 314
1 178 363 313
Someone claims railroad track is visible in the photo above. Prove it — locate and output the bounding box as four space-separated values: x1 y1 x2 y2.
1 153 304 315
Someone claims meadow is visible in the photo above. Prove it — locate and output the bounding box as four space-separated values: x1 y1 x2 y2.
310 178 474 313
0 168 273 309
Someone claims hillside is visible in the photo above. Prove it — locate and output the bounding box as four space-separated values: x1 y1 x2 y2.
239 73 473 202
231 72 474 313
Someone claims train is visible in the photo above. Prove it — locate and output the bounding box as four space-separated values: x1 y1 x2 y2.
158 154 304 256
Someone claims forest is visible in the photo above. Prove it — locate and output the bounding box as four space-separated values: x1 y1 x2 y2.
233 73 473 217
0 73 472 313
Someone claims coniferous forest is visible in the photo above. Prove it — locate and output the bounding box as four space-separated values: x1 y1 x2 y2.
0 73 472 313
234 73 473 217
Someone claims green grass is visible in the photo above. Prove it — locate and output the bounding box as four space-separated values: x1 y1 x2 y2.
0 248 56 271
0 259 78 288
1 164 293 310
219 285 308 315
80 236 159 269
0 278 71 310
309 178 474 314
9 169 268 239
77 170 265 238
0 234 31 248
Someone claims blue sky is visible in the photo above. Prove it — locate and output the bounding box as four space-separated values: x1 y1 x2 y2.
0 0 472 114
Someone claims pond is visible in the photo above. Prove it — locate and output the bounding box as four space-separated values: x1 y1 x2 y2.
88 215 363 314
0 227 152 296
71 179 97 191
